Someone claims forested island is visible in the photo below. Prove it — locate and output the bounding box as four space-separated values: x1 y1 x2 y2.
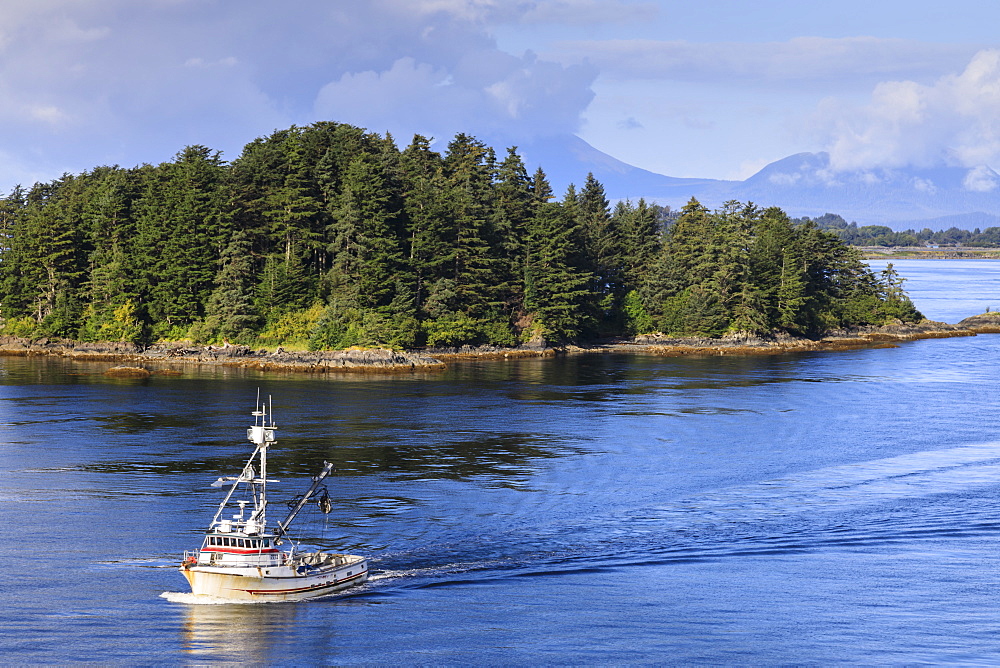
0 122 923 353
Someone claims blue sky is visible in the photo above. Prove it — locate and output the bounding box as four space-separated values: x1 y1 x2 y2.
0 0 997 191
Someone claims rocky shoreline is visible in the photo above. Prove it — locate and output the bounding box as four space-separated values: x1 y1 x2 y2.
429 314 1000 360
1 313 998 374
0 337 446 374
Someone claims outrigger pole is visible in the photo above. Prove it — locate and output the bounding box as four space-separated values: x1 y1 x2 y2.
274 461 335 538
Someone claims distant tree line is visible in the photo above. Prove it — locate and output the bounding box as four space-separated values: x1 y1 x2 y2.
0 122 921 350
801 213 1000 247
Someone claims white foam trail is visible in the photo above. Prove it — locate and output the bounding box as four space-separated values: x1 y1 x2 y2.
160 591 263 605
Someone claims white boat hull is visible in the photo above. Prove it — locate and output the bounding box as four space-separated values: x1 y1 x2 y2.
182 556 368 602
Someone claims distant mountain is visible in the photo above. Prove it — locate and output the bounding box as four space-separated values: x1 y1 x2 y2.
723 153 1000 229
513 133 721 203
510 135 1000 230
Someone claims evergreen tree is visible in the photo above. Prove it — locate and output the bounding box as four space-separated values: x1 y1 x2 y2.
133 146 228 337
442 133 498 317
400 135 451 318
193 230 262 343
578 172 624 332
523 182 595 342
491 147 533 313
615 198 662 334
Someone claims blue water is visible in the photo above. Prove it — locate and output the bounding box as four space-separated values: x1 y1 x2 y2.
2 261 1000 663
866 258 1000 323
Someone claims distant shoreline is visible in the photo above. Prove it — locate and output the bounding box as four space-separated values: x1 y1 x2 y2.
860 247 1000 260
2 314 999 374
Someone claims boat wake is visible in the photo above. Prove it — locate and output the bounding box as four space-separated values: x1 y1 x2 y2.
365 441 1000 590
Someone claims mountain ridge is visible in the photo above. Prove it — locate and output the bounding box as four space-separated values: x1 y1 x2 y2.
511 134 1000 230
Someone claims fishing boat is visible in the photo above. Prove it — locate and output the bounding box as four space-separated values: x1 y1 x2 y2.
179 396 368 601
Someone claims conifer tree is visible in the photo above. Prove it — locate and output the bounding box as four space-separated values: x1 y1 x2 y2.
400 135 451 318
442 133 498 317
578 173 624 332
523 182 595 342
194 230 262 343
492 147 533 313
133 146 228 336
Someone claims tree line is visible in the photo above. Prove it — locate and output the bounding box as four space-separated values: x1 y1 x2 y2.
0 122 921 350
802 213 1000 247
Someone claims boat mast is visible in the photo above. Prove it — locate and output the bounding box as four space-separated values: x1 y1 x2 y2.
208 443 263 529
246 395 277 531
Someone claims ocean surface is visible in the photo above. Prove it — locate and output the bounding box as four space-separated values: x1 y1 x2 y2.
3 259 1000 664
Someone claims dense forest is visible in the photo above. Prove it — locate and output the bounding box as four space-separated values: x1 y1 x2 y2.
0 122 921 350
802 213 1000 247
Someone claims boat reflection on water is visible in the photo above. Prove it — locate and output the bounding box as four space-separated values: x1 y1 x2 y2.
179 600 305 663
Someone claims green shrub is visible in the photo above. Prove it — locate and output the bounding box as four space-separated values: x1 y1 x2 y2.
1 316 37 338
257 303 325 348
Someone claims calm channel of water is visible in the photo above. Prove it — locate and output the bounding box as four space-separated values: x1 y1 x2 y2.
2 260 1000 664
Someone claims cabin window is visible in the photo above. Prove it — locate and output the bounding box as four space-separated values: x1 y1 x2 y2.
224 537 231 546
264 540 271 548
238 539 245 547
210 537 217 546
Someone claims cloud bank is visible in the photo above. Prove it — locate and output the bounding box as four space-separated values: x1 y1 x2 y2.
817 49 1000 178
0 0 599 188
555 36 975 87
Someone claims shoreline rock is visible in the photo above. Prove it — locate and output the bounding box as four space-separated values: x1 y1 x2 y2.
0 316 994 373
955 312 1000 333
104 366 152 378
0 337 446 374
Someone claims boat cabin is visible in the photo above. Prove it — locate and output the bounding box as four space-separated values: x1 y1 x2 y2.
198 531 283 567
207 534 276 548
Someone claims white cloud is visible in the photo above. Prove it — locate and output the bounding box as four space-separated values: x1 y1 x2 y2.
314 51 595 143
768 172 801 186
816 49 1000 181
26 104 69 125
963 165 999 192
